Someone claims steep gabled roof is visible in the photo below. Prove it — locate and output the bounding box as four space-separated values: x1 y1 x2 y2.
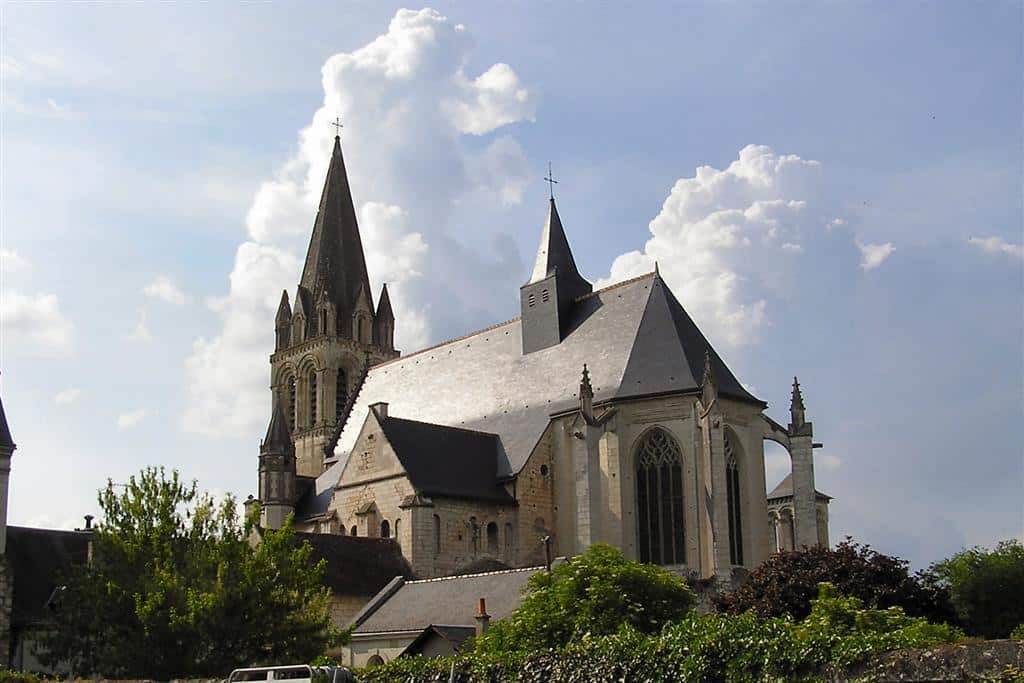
321 272 763 482
261 399 293 454
293 532 413 596
378 416 512 503
299 136 372 314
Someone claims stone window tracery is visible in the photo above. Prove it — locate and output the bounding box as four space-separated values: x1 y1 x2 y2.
635 428 685 565
725 433 744 566
336 368 348 424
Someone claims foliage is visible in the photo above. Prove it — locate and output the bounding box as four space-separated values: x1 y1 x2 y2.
929 539 1024 639
716 538 957 624
0 671 53 683
1011 623 1024 641
38 467 343 678
472 544 693 653
358 583 963 683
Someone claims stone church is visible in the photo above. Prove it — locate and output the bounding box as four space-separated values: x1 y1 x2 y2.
257 133 830 582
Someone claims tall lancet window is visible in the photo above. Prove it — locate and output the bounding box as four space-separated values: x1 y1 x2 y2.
308 370 318 427
635 428 685 565
287 376 296 429
725 433 744 565
335 369 348 423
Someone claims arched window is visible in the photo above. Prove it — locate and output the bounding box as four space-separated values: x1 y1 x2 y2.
380 520 390 539
287 376 296 429
320 309 328 335
635 428 685 565
725 433 743 565
486 522 498 555
366 655 384 667
469 516 479 554
308 370 318 426
394 518 401 546
350 525 357 537
433 514 441 556
336 369 348 423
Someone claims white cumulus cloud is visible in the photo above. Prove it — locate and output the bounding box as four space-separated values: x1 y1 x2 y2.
143 275 188 305
597 144 828 347
858 241 895 270
183 8 536 438
117 408 149 430
54 388 82 405
0 290 74 354
1 249 32 275
968 235 1023 260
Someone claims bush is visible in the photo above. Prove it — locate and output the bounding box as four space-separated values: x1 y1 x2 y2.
472 544 693 653
930 540 1024 639
1011 623 1024 640
716 539 957 624
357 583 963 683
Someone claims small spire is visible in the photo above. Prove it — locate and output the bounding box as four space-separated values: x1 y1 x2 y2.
700 349 717 405
790 376 806 429
261 399 293 455
654 260 660 277
376 283 394 320
579 363 594 422
275 290 292 322
527 197 592 297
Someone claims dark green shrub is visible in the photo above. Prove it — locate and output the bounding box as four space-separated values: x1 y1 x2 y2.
930 540 1024 639
717 539 957 624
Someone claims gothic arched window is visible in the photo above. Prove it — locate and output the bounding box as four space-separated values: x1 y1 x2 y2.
725 433 744 565
308 370 318 426
635 428 685 565
336 369 348 423
287 376 296 429
380 520 390 539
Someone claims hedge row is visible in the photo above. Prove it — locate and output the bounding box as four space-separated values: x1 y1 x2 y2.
357 584 964 683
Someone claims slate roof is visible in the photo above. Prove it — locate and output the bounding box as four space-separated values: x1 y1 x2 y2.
293 532 413 596
352 565 544 634
767 473 832 501
377 417 513 503
322 272 762 489
401 625 476 655
6 526 91 625
299 135 372 318
262 398 293 453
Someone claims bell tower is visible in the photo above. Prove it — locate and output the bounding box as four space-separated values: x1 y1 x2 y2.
268 134 399 478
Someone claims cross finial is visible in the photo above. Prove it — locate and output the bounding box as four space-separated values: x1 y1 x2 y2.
331 116 344 138
544 162 558 200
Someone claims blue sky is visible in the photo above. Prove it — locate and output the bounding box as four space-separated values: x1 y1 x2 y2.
1 2 1020 569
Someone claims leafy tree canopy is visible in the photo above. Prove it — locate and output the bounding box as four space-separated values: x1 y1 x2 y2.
716 539 956 624
39 467 342 678
473 543 693 654
929 539 1024 639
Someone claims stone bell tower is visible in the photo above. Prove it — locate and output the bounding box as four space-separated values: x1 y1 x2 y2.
268 134 399 479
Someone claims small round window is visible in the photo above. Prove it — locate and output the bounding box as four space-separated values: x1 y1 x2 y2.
540 464 549 476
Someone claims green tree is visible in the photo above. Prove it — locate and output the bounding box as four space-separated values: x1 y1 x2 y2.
473 543 693 653
716 539 956 625
39 468 342 678
929 539 1024 639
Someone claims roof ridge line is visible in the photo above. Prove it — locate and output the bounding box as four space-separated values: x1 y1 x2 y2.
405 564 545 584
371 271 657 370
383 415 500 438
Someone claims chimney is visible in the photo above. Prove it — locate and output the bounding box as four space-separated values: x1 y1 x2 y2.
475 597 490 636
370 402 389 420
83 514 94 530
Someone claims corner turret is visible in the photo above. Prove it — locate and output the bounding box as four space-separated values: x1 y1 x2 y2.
259 399 296 530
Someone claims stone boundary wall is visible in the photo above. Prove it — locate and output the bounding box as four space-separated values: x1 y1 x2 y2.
830 640 1023 682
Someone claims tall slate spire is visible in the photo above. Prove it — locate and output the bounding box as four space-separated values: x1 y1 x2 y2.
527 198 592 299
520 198 593 354
299 135 373 317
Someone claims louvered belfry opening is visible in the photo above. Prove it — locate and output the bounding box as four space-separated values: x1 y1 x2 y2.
635 428 685 565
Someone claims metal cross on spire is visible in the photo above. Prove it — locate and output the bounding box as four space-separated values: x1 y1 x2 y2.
331 116 344 138
544 162 558 199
